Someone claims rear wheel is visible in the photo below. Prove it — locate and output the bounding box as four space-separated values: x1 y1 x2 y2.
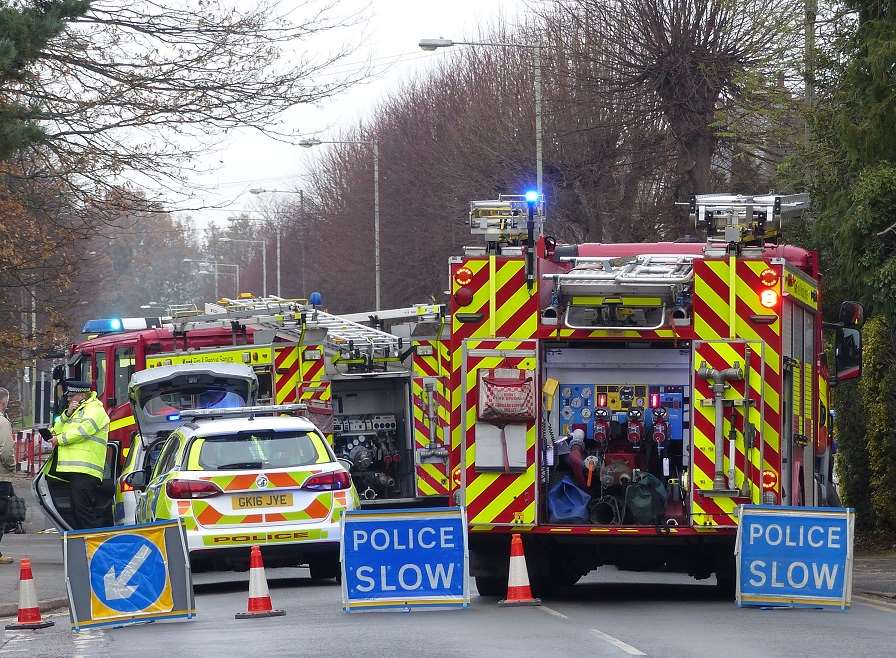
475 576 505 597
309 557 340 581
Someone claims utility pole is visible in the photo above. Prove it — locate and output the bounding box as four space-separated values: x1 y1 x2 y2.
373 140 381 310
299 190 306 295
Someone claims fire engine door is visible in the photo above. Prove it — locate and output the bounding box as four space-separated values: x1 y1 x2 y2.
692 339 773 526
461 340 538 526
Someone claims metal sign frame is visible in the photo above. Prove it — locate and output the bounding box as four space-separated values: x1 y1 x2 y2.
735 504 855 609
340 507 470 613
64 520 195 631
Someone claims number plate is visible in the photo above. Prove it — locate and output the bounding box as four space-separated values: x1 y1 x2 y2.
233 493 294 510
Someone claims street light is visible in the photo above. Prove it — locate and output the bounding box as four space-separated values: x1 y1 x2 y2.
184 259 241 298
299 137 381 311
419 37 544 196
217 237 267 297
247 188 306 297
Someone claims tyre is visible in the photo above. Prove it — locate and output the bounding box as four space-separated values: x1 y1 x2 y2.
309 558 340 580
475 576 505 597
715 567 736 598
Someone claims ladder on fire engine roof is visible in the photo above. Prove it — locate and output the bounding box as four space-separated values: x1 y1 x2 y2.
543 254 696 300
168 296 403 360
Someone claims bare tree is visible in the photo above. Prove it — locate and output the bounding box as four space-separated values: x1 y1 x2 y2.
561 0 803 197
9 0 366 207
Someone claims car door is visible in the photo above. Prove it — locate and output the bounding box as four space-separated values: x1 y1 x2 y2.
33 442 120 531
141 434 182 522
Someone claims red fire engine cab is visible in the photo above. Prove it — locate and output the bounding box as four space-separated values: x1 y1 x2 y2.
446 192 863 595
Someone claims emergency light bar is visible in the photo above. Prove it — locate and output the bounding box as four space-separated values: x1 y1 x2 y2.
81 317 165 335
165 404 308 422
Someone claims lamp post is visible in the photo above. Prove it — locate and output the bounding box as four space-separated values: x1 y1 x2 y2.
247 188 306 297
299 137 380 310
419 37 543 196
184 259 240 298
217 237 266 297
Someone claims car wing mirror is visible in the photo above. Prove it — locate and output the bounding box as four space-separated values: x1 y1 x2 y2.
124 470 147 491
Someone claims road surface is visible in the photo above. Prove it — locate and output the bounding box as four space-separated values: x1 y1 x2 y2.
3 567 894 657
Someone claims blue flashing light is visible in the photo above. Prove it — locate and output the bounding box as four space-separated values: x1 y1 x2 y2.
524 190 538 203
166 413 181 422
81 318 124 334
309 291 323 306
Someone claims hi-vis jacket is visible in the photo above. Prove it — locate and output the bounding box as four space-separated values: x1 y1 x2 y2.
52 393 109 481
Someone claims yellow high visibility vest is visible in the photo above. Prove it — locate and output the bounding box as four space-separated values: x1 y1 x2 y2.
54 393 109 481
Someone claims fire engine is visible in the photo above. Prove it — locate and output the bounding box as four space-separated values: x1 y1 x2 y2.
446 192 864 595
57 296 452 506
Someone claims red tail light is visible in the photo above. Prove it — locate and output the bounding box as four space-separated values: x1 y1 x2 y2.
166 479 223 499
303 471 351 491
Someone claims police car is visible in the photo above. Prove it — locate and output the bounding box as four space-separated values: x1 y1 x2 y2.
116 363 260 526
125 406 359 576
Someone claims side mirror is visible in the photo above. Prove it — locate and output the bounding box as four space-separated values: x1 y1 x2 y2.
838 301 865 329
337 458 353 472
124 470 147 491
833 327 862 383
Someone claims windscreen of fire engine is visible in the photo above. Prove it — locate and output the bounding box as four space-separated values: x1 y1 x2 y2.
186 432 329 471
141 383 251 416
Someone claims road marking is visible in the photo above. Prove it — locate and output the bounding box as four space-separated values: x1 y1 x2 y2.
537 605 568 620
590 629 647 656
854 594 896 614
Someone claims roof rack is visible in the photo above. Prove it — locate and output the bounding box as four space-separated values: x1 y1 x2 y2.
686 193 809 246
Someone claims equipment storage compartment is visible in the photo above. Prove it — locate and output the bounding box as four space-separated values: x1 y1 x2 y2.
542 343 691 527
330 376 413 502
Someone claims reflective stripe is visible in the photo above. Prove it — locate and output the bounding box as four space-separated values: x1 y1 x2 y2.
74 414 102 433
57 460 104 475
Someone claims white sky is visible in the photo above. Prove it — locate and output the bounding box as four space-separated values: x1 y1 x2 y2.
175 0 529 229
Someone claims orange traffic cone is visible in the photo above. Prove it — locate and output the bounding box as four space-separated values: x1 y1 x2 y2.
5 558 55 630
235 545 285 619
498 534 542 607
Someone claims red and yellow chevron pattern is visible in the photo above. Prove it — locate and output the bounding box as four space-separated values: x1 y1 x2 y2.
691 259 782 526
296 345 331 408
461 340 538 527
451 257 539 341
412 339 451 496
274 345 301 404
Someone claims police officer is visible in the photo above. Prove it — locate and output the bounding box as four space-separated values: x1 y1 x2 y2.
50 380 109 530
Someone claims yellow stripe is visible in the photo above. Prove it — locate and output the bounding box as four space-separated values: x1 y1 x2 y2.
109 415 135 431
489 255 497 336
728 256 737 339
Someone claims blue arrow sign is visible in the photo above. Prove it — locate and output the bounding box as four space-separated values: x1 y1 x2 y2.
88 534 168 613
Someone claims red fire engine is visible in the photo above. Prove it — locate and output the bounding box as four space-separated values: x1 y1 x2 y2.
446 193 863 594
57 298 452 504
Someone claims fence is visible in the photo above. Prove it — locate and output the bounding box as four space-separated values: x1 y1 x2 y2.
14 429 49 476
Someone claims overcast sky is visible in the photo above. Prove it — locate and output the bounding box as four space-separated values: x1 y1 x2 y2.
176 0 529 229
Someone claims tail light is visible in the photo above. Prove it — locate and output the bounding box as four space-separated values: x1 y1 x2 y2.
760 289 779 308
166 479 222 499
303 471 351 491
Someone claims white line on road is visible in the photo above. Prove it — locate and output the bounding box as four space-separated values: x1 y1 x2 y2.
590 628 647 656
537 605 569 620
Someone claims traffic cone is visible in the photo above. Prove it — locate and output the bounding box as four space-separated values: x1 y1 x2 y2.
5 558 55 630
235 545 285 619
498 534 542 607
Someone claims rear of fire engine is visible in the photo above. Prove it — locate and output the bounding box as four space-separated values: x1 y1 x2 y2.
448 193 863 596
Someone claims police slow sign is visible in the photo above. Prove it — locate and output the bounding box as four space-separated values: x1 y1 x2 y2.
341 507 469 612
736 505 855 609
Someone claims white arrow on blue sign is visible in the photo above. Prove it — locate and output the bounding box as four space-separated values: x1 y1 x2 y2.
89 535 168 613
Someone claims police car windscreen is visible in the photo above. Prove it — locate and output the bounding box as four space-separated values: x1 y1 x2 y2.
190 432 327 471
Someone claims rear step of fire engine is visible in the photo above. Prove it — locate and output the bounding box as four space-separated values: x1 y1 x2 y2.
170 296 403 361
543 255 695 330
